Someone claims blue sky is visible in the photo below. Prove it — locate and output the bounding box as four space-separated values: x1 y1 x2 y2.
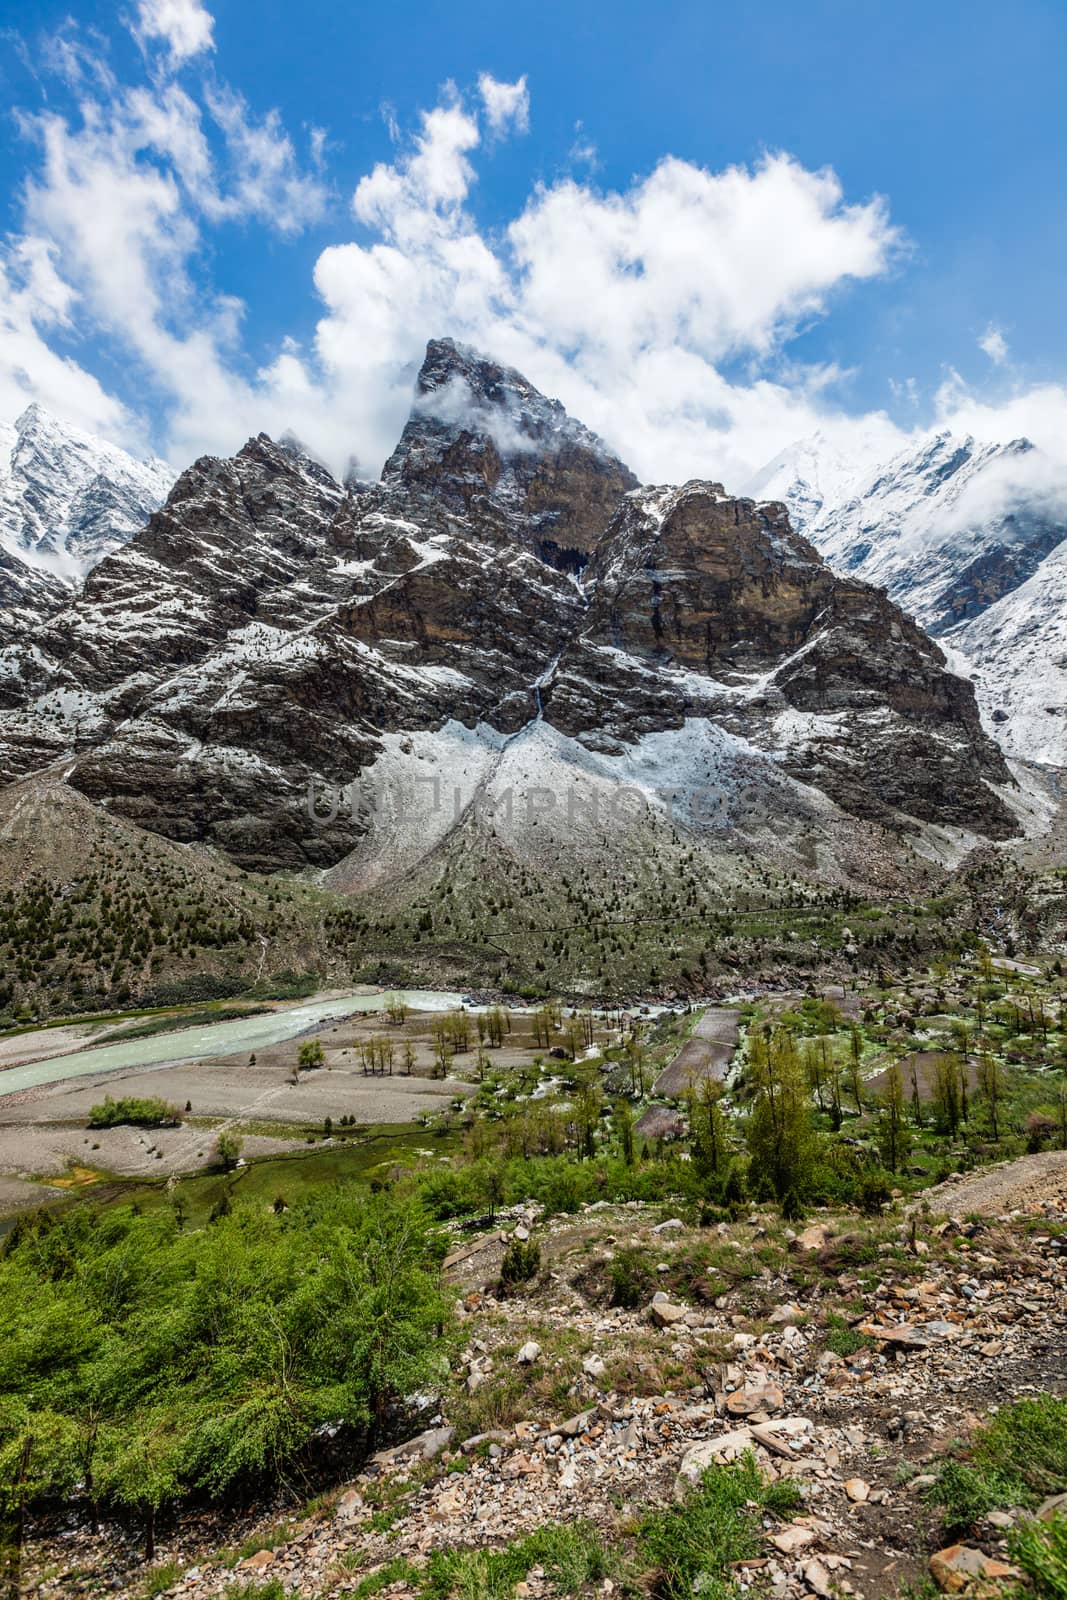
1 0 1065 486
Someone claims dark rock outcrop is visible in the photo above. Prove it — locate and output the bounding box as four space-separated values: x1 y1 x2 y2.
0 341 1020 872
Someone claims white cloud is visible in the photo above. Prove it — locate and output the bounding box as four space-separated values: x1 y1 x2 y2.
134 0 215 65
477 74 530 137
0 245 134 438
12 62 1067 501
305 114 904 480
979 324 1009 365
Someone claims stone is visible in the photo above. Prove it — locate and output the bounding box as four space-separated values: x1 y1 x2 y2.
559 1409 596 1437
517 1341 542 1365
804 1558 834 1596
240 1550 276 1572
676 1430 756 1491
372 1424 455 1466
1036 1492 1067 1522
582 1355 607 1379
771 1525 816 1555
460 1430 511 1453
650 1296 688 1327
794 1225 831 1253
335 1489 364 1521
727 1384 785 1417
929 1545 1020 1592
844 1478 870 1503
769 1303 805 1324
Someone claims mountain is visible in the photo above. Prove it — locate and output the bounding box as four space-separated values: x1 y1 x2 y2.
0 341 1023 890
749 430 1067 766
0 404 172 632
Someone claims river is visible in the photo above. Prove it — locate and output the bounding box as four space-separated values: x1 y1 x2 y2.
0 990 469 1097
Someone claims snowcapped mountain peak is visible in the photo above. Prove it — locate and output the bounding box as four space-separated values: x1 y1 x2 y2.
752 425 1067 767
381 337 638 564
0 403 172 585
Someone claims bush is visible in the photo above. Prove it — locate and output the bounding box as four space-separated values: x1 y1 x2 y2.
927 1461 1024 1537
855 1168 893 1214
609 1246 654 1309
499 1238 541 1293
88 1095 181 1129
975 1395 1067 1498
928 1395 1067 1536
0 1190 450 1545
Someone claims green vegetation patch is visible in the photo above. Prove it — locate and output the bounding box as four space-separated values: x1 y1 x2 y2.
88 1095 181 1130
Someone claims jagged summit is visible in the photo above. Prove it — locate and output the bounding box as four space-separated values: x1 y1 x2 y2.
382 339 638 564
0 403 172 592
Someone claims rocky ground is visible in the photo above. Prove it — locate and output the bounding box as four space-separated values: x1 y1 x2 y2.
24 1161 1067 1600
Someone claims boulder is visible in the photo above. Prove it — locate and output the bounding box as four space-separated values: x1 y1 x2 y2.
650 1294 688 1327
676 1429 755 1493
929 1545 1020 1592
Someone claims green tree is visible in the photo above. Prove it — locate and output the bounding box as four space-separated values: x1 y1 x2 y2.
616 1100 635 1166
746 1027 818 1210
933 1056 963 1137
847 1024 865 1112
689 1080 727 1182
976 1052 1006 1142
214 1130 243 1171
297 1039 325 1071
878 1063 911 1174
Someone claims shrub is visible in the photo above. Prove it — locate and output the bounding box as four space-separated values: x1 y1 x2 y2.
88 1095 180 1129
975 1395 1067 1498
0 1191 450 1550
609 1246 654 1309
499 1238 541 1293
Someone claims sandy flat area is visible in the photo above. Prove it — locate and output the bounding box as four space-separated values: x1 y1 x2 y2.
0 1008 480 1182
0 1023 107 1069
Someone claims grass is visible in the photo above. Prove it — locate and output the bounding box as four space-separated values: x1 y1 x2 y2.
824 1312 873 1359
1010 1514 1067 1600
639 1453 801 1600
927 1395 1067 1535
339 1524 613 1600
221 1582 286 1600
220 1520 303 1568
138 1562 182 1598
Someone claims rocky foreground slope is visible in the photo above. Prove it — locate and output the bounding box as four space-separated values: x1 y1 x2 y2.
0 342 1023 884
29 1180 1066 1600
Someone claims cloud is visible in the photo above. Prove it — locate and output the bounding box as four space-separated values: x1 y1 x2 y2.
304 108 904 480
0 243 135 438
979 324 1009 365
477 74 530 137
12 58 1067 500
134 0 215 65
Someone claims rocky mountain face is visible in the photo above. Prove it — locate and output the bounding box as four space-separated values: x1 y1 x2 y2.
0 341 1022 877
749 431 1067 766
0 404 172 632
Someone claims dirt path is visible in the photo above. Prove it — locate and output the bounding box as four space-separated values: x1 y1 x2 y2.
924 1149 1067 1214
